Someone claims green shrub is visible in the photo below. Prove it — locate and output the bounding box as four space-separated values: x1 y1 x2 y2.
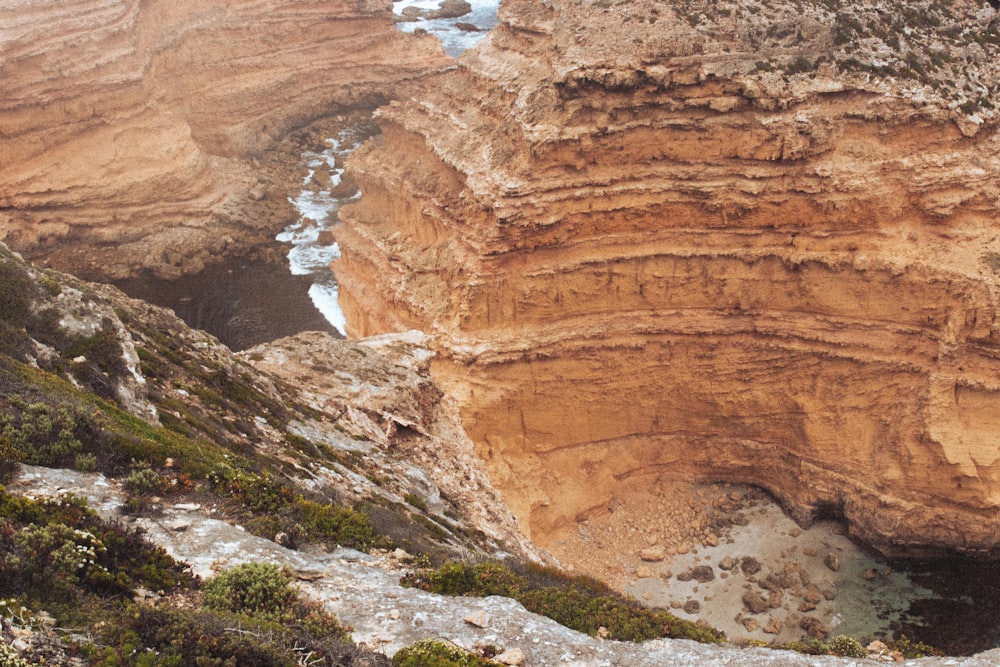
0 641 34 667
404 492 428 512
830 635 866 658
0 488 192 612
90 603 372 667
0 435 24 483
73 453 97 472
0 402 84 468
123 462 161 496
210 472 379 550
402 561 724 644
62 319 127 379
392 639 500 667
202 562 349 646
296 498 376 549
203 563 298 622
885 635 943 659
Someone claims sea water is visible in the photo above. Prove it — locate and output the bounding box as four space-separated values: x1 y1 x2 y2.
393 0 500 56
277 129 367 336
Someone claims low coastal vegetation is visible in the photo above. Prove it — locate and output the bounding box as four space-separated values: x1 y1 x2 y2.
0 245 948 662
402 560 726 643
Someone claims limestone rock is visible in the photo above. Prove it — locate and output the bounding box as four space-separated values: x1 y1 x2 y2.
763 617 784 635
638 545 666 562
333 0 1000 561
799 616 828 639
494 648 525 665
464 610 489 628
742 591 769 615
824 554 841 572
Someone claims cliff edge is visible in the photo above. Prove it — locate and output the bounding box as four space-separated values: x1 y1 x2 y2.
0 0 450 279
334 0 1000 560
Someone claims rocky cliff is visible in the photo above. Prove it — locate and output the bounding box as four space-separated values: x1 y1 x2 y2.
0 0 450 279
333 0 1000 560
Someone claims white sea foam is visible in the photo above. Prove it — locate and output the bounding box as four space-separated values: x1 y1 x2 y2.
278 132 362 334
309 281 347 336
394 0 499 56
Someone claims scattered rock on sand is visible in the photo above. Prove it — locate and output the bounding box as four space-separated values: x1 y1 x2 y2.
742 590 770 614
764 617 783 635
799 616 828 639
639 545 666 562
824 553 841 572
718 556 738 571
741 556 762 575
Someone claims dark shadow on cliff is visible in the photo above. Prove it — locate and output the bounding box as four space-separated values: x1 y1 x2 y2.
114 255 337 351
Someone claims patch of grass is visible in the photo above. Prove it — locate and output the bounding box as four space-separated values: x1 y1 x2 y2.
209 471 380 550
402 561 725 644
404 492 428 512
393 639 500 666
772 633 941 659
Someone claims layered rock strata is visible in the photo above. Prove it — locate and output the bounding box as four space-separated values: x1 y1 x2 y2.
0 0 450 278
334 0 1000 558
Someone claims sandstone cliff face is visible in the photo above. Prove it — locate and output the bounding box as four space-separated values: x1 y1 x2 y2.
334 0 1000 558
0 0 450 278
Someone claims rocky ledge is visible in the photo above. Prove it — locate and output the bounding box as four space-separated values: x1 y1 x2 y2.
0 0 450 279
333 0 1000 561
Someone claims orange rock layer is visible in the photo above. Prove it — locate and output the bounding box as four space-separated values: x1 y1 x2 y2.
0 0 450 278
334 0 1000 557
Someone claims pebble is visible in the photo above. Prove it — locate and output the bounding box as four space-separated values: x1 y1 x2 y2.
764 617 783 634
464 610 488 628
494 648 525 665
639 545 666 562
740 556 762 575
168 519 191 532
742 590 769 614
799 616 827 638
718 556 738 571
823 553 841 572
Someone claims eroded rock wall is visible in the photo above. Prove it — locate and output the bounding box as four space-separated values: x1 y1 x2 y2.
334 0 1000 557
0 0 450 278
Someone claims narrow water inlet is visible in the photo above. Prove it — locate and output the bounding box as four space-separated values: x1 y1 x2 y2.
277 122 377 337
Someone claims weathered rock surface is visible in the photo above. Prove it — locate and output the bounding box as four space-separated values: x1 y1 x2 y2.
333 0 1000 559
242 329 540 560
0 0 450 279
16 466 1000 666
